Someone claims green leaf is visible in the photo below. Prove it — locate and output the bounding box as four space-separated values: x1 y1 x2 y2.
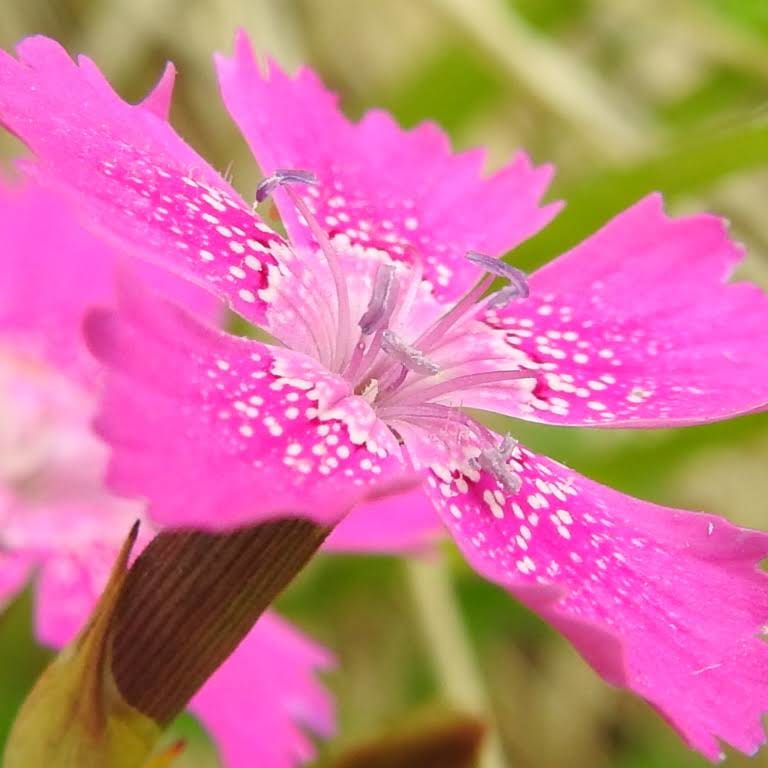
514 118 768 271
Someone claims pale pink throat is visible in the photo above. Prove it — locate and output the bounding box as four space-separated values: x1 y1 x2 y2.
256 169 537 487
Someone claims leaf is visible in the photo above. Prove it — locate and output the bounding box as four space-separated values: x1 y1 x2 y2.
514 118 768 271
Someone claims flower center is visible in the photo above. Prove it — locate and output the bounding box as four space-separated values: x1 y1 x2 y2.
0 348 101 500
257 170 537 491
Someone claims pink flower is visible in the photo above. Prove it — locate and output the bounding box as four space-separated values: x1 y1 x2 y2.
3 33 768 761
0 177 334 768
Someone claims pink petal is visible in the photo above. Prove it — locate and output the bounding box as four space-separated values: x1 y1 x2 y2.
85 278 411 531
324 488 442 553
2 500 142 647
216 31 560 302
34 533 125 647
0 176 221 386
190 613 334 768
423 440 768 760
480 195 768 427
0 35 286 326
0 177 113 382
139 62 176 120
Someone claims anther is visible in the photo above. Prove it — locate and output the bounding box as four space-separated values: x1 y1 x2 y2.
466 251 529 303
381 330 440 376
359 264 398 335
255 169 319 204
471 434 521 493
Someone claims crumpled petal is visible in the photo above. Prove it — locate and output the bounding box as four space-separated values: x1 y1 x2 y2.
417 433 768 761
216 31 560 302
85 277 411 531
190 613 334 768
0 36 286 326
475 195 768 427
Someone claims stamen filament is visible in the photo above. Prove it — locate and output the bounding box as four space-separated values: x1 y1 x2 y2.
379 403 498 450
262 249 336 368
379 364 408 394
380 369 537 406
359 264 398 335
255 169 353 372
345 263 401 383
414 275 494 354
283 186 353 371
348 327 387 386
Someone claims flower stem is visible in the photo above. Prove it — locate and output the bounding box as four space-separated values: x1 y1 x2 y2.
405 552 507 768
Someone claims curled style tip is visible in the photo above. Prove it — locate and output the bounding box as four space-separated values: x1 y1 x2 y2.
466 250 530 306
255 169 319 203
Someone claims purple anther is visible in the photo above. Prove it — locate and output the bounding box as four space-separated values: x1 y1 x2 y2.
466 250 529 302
359 264 398 335
472 434 521 493
381 330 441 376
255 169 319 203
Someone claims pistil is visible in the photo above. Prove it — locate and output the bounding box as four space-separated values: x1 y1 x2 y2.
256 170 354 372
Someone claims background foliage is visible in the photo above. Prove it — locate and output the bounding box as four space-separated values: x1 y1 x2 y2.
2 1 768 766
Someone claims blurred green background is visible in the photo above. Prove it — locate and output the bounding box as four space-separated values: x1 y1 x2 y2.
3 0 768 766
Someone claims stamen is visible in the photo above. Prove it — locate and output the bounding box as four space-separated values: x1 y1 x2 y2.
381 330 440 376
472 434 521 493
380 404 520 491
359 264 398 335
379 364 408 394
257 168 353 371
382 368 537 407
486 285 527 309
345 263 400 383
378 403 495 447
255 169 319 203
466 251 529 300
413 274 494 354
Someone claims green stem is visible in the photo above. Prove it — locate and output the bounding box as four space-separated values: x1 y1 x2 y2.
405 553 507 768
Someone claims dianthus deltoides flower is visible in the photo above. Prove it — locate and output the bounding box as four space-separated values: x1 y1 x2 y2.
3 33 768 761
0 178 335 768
